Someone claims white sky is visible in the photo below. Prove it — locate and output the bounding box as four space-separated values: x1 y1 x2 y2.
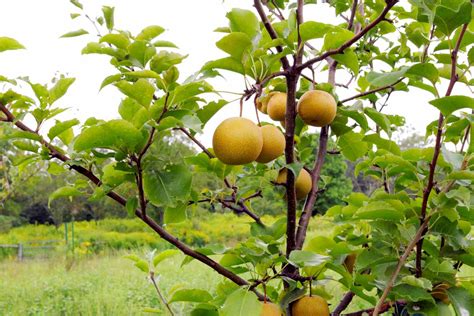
0 0 469 147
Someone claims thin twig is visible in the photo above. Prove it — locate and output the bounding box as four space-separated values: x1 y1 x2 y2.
373 218 430 315
253 0 290 70
415 23 468 278
298 0 398 71
150 272 175 316
340 78 404 104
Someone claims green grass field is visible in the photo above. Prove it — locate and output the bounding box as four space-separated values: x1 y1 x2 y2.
0 252 223 315
0 216 373 315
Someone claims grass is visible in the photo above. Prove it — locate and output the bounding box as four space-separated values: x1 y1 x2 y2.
0 216 362 315
0 251 223 315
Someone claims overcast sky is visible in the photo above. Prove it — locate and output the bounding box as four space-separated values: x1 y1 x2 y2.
0 0 468 147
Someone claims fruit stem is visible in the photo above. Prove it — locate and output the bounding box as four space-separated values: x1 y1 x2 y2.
253 95 262 126
239 96 244 117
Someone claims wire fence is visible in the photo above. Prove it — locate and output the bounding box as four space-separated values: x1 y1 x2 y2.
0 240 64 261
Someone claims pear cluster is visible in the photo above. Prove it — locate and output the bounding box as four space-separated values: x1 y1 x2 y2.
257 89 337 127
212 88 336 201
212 117 285 165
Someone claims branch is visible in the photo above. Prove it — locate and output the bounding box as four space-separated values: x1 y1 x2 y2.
253 0 290 70
298 0 398 71
0 103 265 301
340 78 404 104
296 0 305 65
295 125 328 249
332 291 355 316
415 23 468 278
347 0 359 31
284 73 299 257
373 218 430 315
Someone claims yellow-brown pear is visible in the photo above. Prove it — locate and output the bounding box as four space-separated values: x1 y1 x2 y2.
267 92 287 121
297 90 337 127
276 168 313 199
212 117 263 165
344 253 357 274
260 302 282 316
256 125 285 163
292 295 330 316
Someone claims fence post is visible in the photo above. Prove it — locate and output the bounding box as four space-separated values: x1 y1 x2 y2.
71 219 75 255
65 222 68 245
17 243 23 261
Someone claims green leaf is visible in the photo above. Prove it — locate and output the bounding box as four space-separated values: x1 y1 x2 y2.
171 81 214 104
202 57 245 75
102 6 114 31
447 287 474 315
126 197 138 216
288 250 330 268
150 51 187 74
366 68 408 87
99 34 130 49
337 132 368 161
70 0 83 9
153 249 179 267
407 63 439 84
400 276 433 290
433 0 472 36
115 79 154 107
123 70 161 79
3 130 41 142
48 119 80 141
100 74 123 90
216 32 252 60
60 29 89 38
48 186 82 207
356 201 405 221
136 25 165 41
74 119 145 152
143 164 192 207
119 97 150 128
221 288 261 316
169 289 213 303
197 100 228 126
134 259 149 273
0 37 25 52
299 21 333 41
363 134 401 155
391 284 434 303
12 140 38 153
101 163 133 187
364 108 392 135
164 203 187 224
468 46 474 65
49 78 76 104
429 96 474 117
152 40 178 48
339 107 369 130
332 49 359 74
323 28 354 50
128 41 156 67
226 9 259 38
